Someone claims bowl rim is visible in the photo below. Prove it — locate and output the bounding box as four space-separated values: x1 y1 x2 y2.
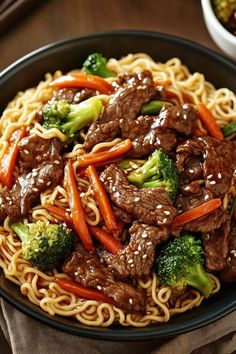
0 30 236 340
201 0 236 44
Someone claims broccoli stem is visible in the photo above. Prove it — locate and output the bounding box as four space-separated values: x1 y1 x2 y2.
185 263 215 297
141 100 172 115
127 154 160 186
11 221 29 243
142 180 166 188
222 122 236 137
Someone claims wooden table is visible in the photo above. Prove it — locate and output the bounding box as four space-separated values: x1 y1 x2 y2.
0 0 219 353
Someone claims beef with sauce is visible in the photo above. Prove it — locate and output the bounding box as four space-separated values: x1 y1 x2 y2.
53 87 97 104
220 223 236 282
0 135 63 221
62 243 146 313
100 164 176 227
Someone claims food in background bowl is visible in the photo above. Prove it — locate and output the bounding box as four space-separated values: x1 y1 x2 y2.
212 0 236 36
0 52 236 328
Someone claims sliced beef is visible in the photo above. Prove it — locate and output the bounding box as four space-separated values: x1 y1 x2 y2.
62 243 146 313
53 87 96 104
101 164 176 227
202 215 231 272
84 71 155 150
105 221 169 279
0 135 63 221
177 184 214 212
220 224 236 282
176 137 233 197
112 204 133 224
184 208 228 234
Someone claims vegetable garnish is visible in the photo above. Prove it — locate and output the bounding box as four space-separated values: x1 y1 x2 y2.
78 157 123 178
77 139 132 168
222 122 236 137
89 226 123 254
83 53 116 78
11 221 73 271
42 97 103 138
197 104 224 141
0 127 27 187
50 73 114 95
193 127 207 137
172 198 222 229
55 278 114 304
154 79 171 87
86 165 118 232
140 100 173 115
64 159 94 252
156 235 214 297
44 204 74 228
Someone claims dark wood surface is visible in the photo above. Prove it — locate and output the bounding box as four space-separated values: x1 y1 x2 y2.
0 1 219 353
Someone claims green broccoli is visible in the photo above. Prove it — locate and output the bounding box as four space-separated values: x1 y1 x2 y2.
83 53 116 78
156 235 215 297
127 149 179 200
43 96 103 138
11 221 74 271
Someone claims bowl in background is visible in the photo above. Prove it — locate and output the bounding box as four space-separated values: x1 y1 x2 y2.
201 0 236 60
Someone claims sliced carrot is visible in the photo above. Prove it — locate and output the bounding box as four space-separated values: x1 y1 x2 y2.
55 278 113 304
50 73 114 95
194 127 207 137
77 139 132 168
197 104 224 141
86 165 118 232
44 204 73 227
0 127 27 187
89 226 123 254
172 198 222 229
64 159 94 252
154 79 172 87
78 156 122 178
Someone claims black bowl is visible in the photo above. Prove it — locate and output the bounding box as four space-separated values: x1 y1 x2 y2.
0 31 236 341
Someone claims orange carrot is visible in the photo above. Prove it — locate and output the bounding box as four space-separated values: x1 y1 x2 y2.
86 165 118 232
197 104 224 141
172 198 222 229
77 139 132 168
50 73 114 95
44 204 73 227
0 127 27 187
55 278 113 304
194 127 207 137
78 157 122 178
64 159 94 252
89 226 123 254
154 79 172 87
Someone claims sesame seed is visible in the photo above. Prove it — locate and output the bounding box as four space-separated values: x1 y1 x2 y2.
6 197 11 201
218 173 222 179
24 150 29 155
209 181 216 185
182 104 188 109
75 272 79 276
189 169 194 174
134 197 140 202
207 174 213 179
9 201 12 205
230 250 236 254
142 254 147 259
142 232 148 239
163 218 167 223
129 298 133 304
80 192 85 197
38 178 44 183
97 285 102 291
54 160 60 165
185 186 191 191
228 257 231 263
134 251 139 255
47 182 51 186
205 195 210 200
147 241 152 246
32 171 37 177
33 188 38 192
115 191 120 198
234 253 236 258
157 205 163 209
138 245 142 251
164 210 171 215
0 197 2 205
112 186 116 192
26 173 31 179
130 264 134 268
128 259 134 264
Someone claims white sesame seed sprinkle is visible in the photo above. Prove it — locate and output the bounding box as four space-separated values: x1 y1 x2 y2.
205 195 210 200
38 178 44 183
128 259 134 264
178 209 183 214
142 254 147 259
163 218 167 223
185 186 191 191
54 160 60 164
24 150 29 155
47 182 51 186
142 232 148 239
234 253 236 258
164 210 171 215
134 197 140 202
129 298 133 304
218 173 222 179
112 186 116 192
207 174 213 179
134 251 139 255
9 201 12 205
97 285 102 291
32 171 37 177
230 250 236 254
6 197 11 201
189 169 195 174
157 204 163 209
138 245 142 251
33 187 38 192
209 180 216 185
0 197 2 205
75 272 79 276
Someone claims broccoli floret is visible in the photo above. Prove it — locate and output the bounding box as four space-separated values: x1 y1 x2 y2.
43 96 103 138
127 149 179 200
11 221 73 271
156 235 215 297
83 53 116 78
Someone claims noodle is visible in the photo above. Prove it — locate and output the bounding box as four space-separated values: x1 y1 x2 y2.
1 52 234 327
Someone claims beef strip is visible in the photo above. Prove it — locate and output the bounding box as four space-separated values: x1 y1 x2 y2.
53 87 96 104
100 164 176 227
62 243 146 313
202 215 231 272
105 221 169 279
84 71 156 151
176 184 214 212
0 135 63 221
176 137 233 196
220 224 236 282
112 204 133 224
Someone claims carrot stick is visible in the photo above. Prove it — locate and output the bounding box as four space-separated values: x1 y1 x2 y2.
172 198 222 229
0 127 27 187
194 127 207 137
197 104 224 141
50 73 114 95
89 226 123 254
79 157 122 178
44 204 73 227
86 165 118 232
77 139 132 168
64 159 94 252
55 278 113 304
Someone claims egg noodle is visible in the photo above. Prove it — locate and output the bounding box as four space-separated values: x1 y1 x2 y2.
1 52 235 327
